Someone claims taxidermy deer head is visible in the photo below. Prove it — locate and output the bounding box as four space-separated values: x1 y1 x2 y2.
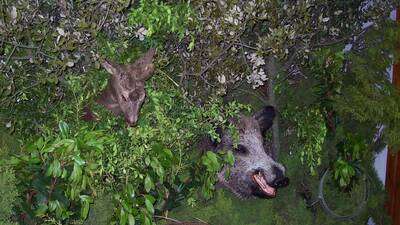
97 48 156 126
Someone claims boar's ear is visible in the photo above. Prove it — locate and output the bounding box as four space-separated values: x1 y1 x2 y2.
253 106 275 133
101 60 118 75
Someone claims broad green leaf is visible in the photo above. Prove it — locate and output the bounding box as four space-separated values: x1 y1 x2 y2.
35 203 48 216
58 121 69 138
81 200 90 219
52 159 62 177
128 214 135 225
145 197 154 215
225 151 235 166
144 175 154 193
120 208 127 225
70 163 82 183
73 155 85 166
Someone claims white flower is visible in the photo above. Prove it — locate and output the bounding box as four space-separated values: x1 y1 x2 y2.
10 6 17 22
247 68 268 89
56 27 65 36
322 17 330 22
217 75 226 84
66 61 74 67
334 10 343 16
135 27 148 41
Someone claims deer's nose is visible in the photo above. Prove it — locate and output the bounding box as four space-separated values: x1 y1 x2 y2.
125 114 138 126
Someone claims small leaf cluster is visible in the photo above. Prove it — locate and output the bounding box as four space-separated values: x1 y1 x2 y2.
10 122 112 222
281 107 327 175
196 150 235 201
128 0 196 41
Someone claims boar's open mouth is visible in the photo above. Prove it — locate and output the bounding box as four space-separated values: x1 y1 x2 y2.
252 171 276 197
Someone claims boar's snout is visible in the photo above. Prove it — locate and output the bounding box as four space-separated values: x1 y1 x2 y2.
271 166 289 188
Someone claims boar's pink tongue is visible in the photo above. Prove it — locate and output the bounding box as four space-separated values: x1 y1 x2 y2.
253 172 276 196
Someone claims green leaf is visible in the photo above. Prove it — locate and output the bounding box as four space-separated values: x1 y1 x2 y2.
145 197 154 215
144 175 154 193
52 159 62 177
73 155 86 166
202 151 220 172
120 208 127 225
70 163 82 183
128 214 135 225
35 203 48 216
225 151 235 166
81 200 90 219
58 121 69 138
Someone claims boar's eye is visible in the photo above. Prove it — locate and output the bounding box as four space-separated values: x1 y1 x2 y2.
235 144 248 154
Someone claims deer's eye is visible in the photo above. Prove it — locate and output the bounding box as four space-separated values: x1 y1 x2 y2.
235 145 248 154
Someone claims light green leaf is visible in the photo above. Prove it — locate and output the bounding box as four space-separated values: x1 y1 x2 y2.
145 197 154 214
128 214 135 225
144 175 154 193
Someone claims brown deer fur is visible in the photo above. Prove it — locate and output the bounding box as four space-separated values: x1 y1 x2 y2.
97 48 156 126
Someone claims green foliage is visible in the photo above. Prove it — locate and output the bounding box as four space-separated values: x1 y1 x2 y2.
5 49 248 224
167 150 389 225
282 107 327 175
0 164 19 225
1 0 399 224
309 22 400 148
129 0 196 41
84 194 114 225
196 150 235 202
10 122 111 222
0 155 19 225
0 134 19 225
333 132 367 188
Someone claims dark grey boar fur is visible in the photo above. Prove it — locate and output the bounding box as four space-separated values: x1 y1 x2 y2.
207 106 289 199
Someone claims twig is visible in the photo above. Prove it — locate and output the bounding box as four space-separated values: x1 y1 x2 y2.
157 69 180 87
98 4 110 31
1 45 17 71
198 41 236 77
312 25 373 49
153 215 182 223
0 82 40 104
0 40 39 49
193 217 208 224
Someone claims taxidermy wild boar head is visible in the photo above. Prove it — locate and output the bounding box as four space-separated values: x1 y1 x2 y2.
212 106 289 199
97 49 156 126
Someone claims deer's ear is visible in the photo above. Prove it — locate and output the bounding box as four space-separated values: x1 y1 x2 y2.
137 48 156 65
101 60 118 75
253 106 275 134
131 48 156 68
130 48 156 80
